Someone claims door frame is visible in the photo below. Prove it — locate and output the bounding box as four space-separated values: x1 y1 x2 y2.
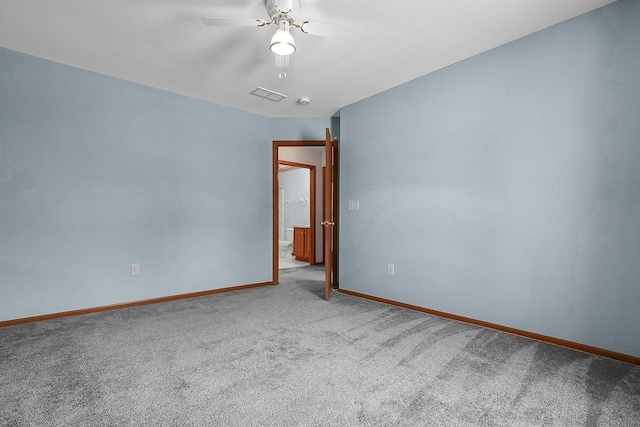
272 139 338 286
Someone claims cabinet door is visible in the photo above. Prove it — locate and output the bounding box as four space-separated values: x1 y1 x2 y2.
293 227 311 261
292 227 306 259
304 228 311 258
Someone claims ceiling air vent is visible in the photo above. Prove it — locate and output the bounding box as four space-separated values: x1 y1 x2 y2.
250 87 287 102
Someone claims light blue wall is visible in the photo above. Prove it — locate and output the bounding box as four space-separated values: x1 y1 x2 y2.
269 117 334 141
340 0 640 357
0 47 273 320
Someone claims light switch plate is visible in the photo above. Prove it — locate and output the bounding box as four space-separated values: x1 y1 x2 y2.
387 263 394 275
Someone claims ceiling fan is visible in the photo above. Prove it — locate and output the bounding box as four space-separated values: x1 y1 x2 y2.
203 0 334 77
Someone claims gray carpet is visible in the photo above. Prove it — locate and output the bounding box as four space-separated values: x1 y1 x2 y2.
1 266 639 426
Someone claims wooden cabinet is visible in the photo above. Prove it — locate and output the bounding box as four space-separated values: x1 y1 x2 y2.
292 226 311 262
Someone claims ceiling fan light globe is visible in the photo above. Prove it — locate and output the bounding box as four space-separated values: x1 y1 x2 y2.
270 29 296 56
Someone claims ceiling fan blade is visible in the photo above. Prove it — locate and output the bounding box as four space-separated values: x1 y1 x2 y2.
298 21 338 38
202 17 268 27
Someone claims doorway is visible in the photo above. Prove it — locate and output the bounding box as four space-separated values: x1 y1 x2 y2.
278 160 315 270
272 131 338 298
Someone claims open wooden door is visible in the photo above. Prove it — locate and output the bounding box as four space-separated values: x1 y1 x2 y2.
322 128 337 300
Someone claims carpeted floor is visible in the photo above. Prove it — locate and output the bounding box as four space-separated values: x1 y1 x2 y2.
1 266 639 426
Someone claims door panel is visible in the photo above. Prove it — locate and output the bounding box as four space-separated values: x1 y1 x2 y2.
323 128 335 300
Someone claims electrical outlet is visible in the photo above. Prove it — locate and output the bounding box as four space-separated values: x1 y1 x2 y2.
387 263 394 276
131 264 140 276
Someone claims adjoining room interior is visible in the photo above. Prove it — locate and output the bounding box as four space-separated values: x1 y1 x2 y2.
277 144 326 271
278 163 311 269
1 0 640 424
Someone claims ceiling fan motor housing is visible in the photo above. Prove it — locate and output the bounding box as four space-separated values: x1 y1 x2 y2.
266 0 299 23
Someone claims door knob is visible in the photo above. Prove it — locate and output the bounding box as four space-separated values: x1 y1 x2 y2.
321 221 335 226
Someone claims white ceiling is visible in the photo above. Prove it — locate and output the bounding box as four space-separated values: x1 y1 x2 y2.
0 0 617 117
